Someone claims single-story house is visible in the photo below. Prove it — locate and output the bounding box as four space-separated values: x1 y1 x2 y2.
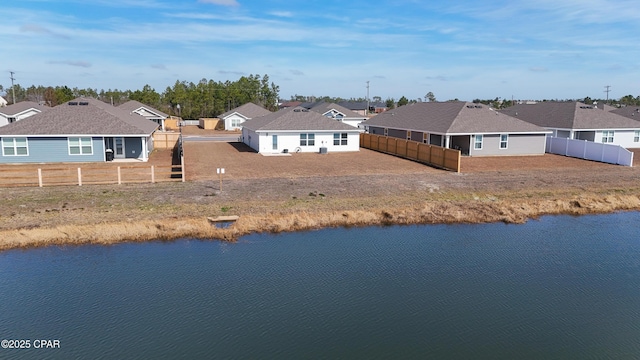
0 98 158 163
118 100 167 131
0 101 49 127
362 101 550 156
220 102 271 131
500 101 640 149
241 107 361 154
337 101 368 116
309 102 368 128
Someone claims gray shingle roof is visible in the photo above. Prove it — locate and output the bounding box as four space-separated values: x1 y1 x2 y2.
309 102 366 118
118 100 168 118
500 102 640 130
610 106 640 121
0 97 158 136
242 107 359 132
220 102 271 119
363 101 547 134
0 101 49 116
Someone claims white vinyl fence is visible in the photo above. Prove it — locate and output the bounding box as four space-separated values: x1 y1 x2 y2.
546 136 633 166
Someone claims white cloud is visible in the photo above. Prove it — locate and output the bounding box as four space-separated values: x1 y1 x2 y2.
48 60 92 68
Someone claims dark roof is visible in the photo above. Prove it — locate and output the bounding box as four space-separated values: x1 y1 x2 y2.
309 102 366 118
337 101 368 110
221 102 271 119
242 107 359 132
610 106 640 121
500 102 640 130
279 101 302 108
118 100 168 118
0 97 158 136
363 101 547 134
0 101 49 116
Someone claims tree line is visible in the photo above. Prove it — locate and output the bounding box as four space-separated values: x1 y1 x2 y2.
0 74 280 119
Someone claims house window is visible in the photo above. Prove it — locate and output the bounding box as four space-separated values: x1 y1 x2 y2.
2 137 28 156
500 134 508 149
474 134 483 150
602 130 614 143
634 131 640 143
68 137 93 155
231 118 243 128
333 133 348 146
300 133 315 146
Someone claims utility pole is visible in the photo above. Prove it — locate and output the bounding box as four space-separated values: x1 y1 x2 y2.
604 85 611 103
366 80 370 116
9 71 16 104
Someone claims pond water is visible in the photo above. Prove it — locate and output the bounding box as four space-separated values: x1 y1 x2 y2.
1 212 640 359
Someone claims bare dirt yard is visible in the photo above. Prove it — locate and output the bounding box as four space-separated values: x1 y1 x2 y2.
1 130 639 250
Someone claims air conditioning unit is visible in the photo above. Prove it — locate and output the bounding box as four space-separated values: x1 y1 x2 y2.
319 147 328 154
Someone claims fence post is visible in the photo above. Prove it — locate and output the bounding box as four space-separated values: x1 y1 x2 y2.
38 168 43 187
181 154 185 182
77 167 82 186
117 166 122 185
151 165 155 183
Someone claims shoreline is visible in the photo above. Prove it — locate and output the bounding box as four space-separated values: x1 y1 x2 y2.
2 192 639 252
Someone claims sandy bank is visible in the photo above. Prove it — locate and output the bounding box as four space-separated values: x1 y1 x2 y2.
2 193 639 252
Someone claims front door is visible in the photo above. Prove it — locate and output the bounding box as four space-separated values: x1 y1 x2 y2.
272 135 278 151
114 137 125 158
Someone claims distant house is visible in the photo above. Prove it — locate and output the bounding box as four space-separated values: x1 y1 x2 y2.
337 101 368 116
309 102 368 128
501 101 640 149
118 100 167 131
363 102 549 156
0 98 158 163
220 102 271 131
278 101 302 109
0 96 7 107
241 107 361 154
0 101 49 127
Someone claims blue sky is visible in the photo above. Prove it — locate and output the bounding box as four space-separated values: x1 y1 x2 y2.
2 0 639 101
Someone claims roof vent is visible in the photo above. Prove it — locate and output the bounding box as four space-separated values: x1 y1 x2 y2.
475 105 482 108
68 101 78 105
79 102 89 106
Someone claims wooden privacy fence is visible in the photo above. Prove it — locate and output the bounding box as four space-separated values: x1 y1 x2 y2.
0 164 184 188
153 132 181 149
360 133 461 172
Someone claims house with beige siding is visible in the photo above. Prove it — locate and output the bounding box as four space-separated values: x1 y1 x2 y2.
362 102 549 156
242 107 361 154
119 100 167 131
501 101 640 149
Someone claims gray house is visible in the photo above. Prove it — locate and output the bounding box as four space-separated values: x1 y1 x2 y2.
362 101 549 156
118 100 167 131
0 98 158 163
501 101 640 149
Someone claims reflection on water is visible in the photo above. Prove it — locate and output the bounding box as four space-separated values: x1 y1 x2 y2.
1 212 640 359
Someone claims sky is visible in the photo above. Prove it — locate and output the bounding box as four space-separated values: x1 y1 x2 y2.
1 0 640 102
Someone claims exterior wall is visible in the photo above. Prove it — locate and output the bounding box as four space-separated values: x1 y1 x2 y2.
0 109 40 127
224 114 247 130
595 129 640 148
242 128 260 152
340 119 364 128
468 134 546 156
0 137 105 163
124 137 144 159
247 131 360 153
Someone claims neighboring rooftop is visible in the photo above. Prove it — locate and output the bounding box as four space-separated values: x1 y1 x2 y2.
242 106 358 132
119 100 168 118
0 98 158 136
309 102 366 118
0 101 49 116
364 101 547 134
220 102 271 119
500 101 640 129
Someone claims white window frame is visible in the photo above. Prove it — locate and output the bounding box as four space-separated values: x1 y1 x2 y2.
500 134 508 149
602 130 614 143
634 130 640 143
2 137 29 156
300 133 315 146
474 134 483 150
333 133 348 146
68 137 93 155
231 118 242 128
